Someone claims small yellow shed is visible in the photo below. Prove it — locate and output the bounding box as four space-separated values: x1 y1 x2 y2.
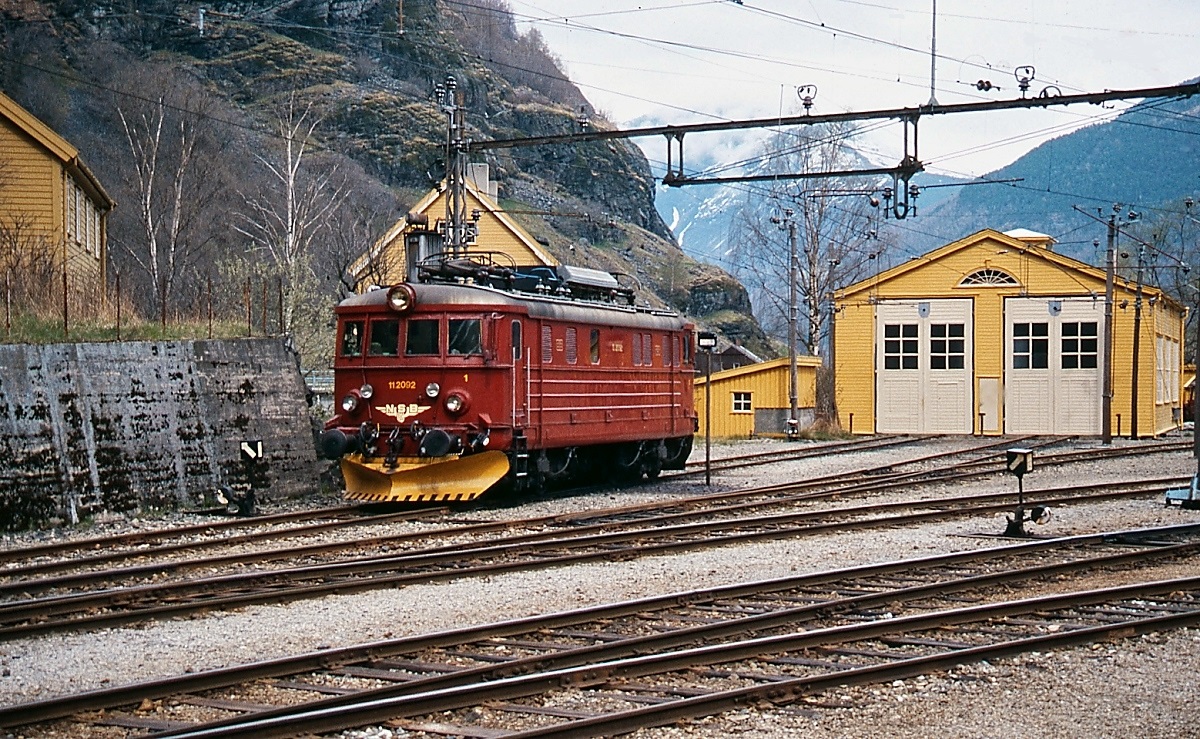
694 356 822 438
833 228 1186 437
353 164 556 289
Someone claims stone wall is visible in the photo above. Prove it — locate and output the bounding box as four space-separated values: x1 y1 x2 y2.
0 339 319 530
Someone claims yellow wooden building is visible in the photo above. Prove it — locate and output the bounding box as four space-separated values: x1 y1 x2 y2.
0 89 113 300
694 356 822 437
834 228 1186 437
353 164 556 288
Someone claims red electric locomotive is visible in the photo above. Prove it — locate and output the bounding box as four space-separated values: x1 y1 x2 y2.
319 255 697 503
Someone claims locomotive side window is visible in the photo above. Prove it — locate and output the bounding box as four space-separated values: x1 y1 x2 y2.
368 319 400 356
448 318 482 355
565 327 578 365
541 326 553 363
683 334 693 365
590 329 601 364
511 320 522 360
340 321 364 357
405 319 440 355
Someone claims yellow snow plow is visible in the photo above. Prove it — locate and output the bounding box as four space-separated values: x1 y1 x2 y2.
340 450 510 503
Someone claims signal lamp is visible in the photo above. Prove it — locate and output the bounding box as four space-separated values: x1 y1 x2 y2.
359 383 374 400
425 382 441 398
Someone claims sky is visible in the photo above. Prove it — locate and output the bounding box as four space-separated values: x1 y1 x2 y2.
503 0 1200 180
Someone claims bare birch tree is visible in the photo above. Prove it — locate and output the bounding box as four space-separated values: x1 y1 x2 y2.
727 121 889 424
728 121 886 357
235 93 346 334
116 82 219 318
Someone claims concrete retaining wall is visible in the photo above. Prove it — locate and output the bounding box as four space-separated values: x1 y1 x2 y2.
0 338 319 530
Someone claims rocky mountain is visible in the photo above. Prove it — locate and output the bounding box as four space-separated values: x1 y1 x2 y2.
0 0 773 358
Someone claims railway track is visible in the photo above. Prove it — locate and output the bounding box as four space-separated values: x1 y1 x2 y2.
676 433 923 475
0 465 1185 640
0 433 933 581
6 523 1200 737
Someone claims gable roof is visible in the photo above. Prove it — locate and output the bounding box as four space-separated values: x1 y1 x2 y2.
355 177 556 280
0 89 114 211
836 227 1178 309
694 355 822 387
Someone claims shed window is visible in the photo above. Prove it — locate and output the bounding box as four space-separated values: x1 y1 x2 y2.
565 327 578 364
1060 321 1097 369
1013 322 1049 369
929 323 965 370
960 268 1018 286
405 319 440 355
590 329 601 364
883 324 919 370
542 326 553 363
449 319 482 355
340 321 364 357
732 392 752 413
368 319 400 356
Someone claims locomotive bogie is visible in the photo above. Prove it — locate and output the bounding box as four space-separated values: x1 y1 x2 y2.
321 280 697 503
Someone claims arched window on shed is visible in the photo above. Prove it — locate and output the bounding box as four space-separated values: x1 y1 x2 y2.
959 268 1018 286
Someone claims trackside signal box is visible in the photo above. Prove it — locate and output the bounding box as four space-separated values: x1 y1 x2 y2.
1006 448 1033 478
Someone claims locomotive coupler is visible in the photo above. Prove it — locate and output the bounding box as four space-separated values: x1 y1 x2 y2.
384 427 403 469
470 428 491 451
359 422 380 458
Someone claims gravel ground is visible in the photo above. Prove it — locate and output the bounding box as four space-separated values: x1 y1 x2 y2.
2 435 1200 738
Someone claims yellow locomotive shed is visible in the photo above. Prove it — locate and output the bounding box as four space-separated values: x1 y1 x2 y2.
694 356 822 438
834 228 1186 437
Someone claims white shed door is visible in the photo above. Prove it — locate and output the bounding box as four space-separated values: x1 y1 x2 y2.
1005 297 1103 434
875 299 974 434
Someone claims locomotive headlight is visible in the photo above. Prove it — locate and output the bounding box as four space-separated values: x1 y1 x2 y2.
359 383 375 400
340 393 360 413
425 382 441 398
444 394 464 414
386 284 416 313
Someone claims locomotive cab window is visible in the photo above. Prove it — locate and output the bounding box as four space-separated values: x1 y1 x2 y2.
590 329 601 364
340 321 365 357
368 319 400 356
405 319 440 355
448 318 482 355
511 320 523 361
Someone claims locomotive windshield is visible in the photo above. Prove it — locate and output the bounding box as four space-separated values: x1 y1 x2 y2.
449 319 482 355
340 321 364 357
368 319 400 356
406 319 440 355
